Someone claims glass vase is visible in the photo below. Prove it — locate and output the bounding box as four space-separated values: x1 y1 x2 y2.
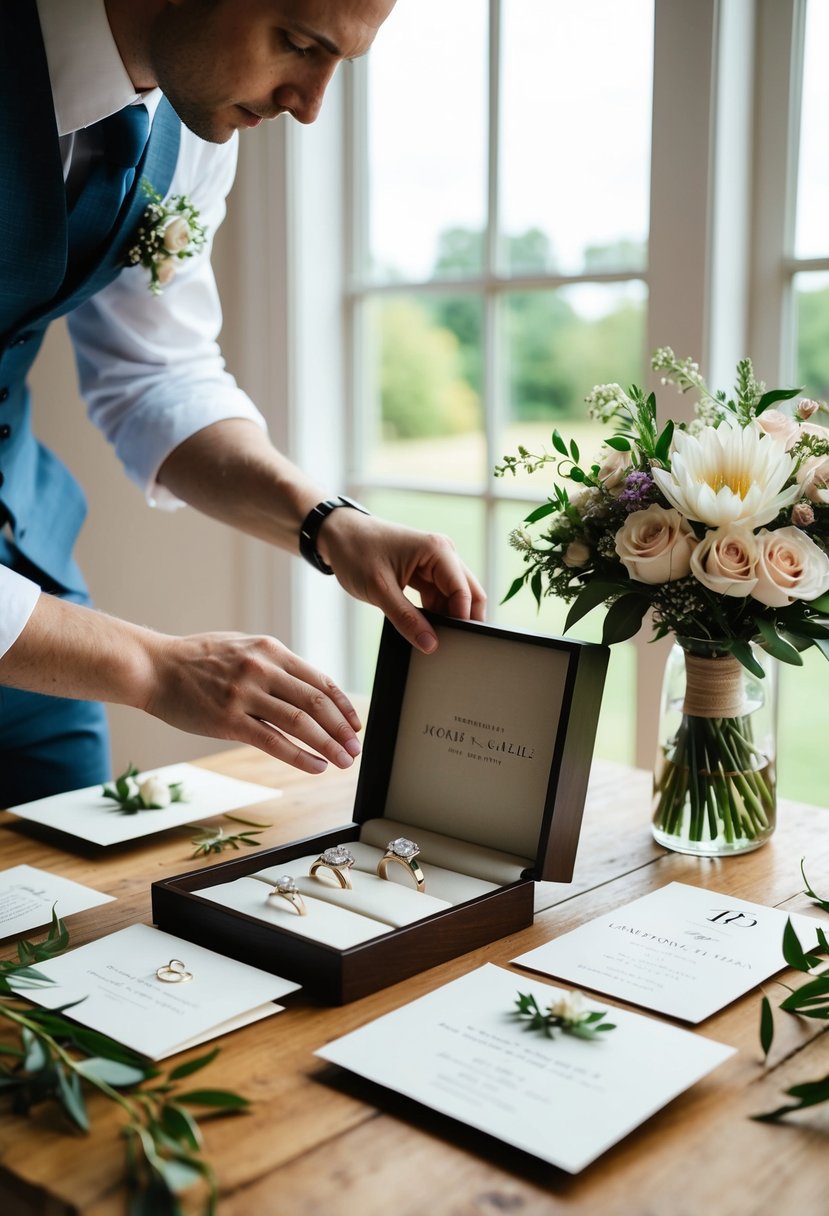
651 639 777 856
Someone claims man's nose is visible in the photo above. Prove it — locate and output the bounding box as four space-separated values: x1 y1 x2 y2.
275 67 336 125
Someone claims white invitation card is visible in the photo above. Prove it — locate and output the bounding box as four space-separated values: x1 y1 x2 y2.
514 881 824 1022
0 865 114 939
316 963 733 1173
17 923 299 1059
6 763 281 846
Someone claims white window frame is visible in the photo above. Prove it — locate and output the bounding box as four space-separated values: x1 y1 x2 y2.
221 0 804 768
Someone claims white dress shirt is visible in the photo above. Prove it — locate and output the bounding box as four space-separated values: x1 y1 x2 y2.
0 0 267 658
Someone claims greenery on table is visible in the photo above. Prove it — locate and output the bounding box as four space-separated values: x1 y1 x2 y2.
755 863 829 1122
103 764 187 814
513 990 616 1040
0 911 249 1214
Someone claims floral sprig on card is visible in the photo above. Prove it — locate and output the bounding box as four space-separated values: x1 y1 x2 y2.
102 764 187 814
126 179 207 295
0 911 249 1213
754 863 829 1122
513 990 616 1040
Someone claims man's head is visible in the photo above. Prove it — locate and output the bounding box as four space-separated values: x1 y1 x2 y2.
117 0 396 142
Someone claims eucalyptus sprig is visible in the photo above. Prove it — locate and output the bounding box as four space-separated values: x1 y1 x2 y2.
0 912 249 1213
754 863 829 1122
189 826 266 858
103 764 187 814
513 990 616 1040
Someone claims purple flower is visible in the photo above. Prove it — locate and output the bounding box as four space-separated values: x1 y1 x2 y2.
618 470 656 512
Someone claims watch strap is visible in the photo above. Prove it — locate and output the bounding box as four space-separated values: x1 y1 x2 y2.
299 495 370 575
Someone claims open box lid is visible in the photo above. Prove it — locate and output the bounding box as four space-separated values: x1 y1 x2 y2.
353 614 609 884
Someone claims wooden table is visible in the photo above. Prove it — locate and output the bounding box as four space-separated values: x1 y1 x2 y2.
1 747 828 1216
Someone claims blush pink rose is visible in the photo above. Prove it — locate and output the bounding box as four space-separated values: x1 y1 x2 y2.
796 454 829 505
756 409 800 451
163 216 191 253
689 525 758 598
614 504 696 584
752 526 829 607
563 540 591 568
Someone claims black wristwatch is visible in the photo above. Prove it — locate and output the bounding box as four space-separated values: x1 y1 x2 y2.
298 495 370 575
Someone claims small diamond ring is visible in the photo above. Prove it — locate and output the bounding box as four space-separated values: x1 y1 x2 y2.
309 845 356 889
376 837 425 893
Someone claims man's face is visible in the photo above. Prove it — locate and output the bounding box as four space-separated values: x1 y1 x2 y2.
148 0 395 143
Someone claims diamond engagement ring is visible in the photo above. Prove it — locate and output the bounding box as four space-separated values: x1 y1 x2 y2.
309 845 356 889
267 875 306 916
376 837 426 892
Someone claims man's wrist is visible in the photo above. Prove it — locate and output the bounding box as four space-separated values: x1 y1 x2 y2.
299 495 370 575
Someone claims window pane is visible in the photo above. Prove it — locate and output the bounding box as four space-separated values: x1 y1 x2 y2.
795 271 829 402
493 504 635 764
794 0 829 259
497 281 647 491
365 0 487 282
359 293 485 486
500 0 653 275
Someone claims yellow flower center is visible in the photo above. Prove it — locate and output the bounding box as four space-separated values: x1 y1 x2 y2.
705 469 752 498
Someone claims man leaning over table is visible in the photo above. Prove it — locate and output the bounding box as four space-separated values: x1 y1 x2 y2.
0 0 486 807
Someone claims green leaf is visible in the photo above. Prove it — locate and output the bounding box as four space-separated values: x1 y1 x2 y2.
55 1065 89 1132
22 1029 50 1073
759 995 774 1056
729 638 766 680
754 618 803 666
601 594 650 645
756 386 802 413
501 572 530 605
551 429 568 457
603 435 631 452
524 501 556 524
177 1088 251 1110
168 1047 220 1082
800 859 829 914
160 1103 202 1152
807 592 829 613
781 918 819 973
75 1058 148 1088
654 418 675 463
563 579 625 633
569 438 580 463
530 569 543 607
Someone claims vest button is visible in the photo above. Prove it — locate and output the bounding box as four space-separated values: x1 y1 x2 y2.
0 425 10 440
10 333 31 347
0 388 8 403
0 471 4 487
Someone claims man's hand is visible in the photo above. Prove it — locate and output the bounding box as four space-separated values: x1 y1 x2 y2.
0 596 362 774
316 510 487 653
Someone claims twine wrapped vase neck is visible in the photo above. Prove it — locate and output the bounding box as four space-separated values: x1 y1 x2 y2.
682 651 744 719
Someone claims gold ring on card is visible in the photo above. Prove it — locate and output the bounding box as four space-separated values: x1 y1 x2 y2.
376 837 426 893
155 959 193 984
267 875 307 916
309 845 355 889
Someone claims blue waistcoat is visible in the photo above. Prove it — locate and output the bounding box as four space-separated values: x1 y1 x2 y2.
0 0 182 592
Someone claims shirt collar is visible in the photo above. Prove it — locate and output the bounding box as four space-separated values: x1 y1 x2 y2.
36 0 162 136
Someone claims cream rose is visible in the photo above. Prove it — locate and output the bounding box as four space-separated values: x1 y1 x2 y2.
615 504 696 584
563 540 591 568
596 444 632 492
163 216 191 253
155 258 177 287
689 525 759 597
796 454 829 505
752 526 829 607
138 775 171 809
756 409 801 451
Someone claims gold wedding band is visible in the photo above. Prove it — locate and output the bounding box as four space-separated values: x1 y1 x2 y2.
155 959 193 983
309 845 355 889
267 875 307 916
376 837 426 893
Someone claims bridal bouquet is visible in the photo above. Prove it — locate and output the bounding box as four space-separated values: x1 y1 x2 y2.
497 349 829 853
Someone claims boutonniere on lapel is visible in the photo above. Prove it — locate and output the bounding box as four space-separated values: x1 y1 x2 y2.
126 179 207 295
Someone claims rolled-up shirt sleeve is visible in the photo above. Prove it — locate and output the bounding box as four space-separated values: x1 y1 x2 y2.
0 566 41 659
67 129 266 510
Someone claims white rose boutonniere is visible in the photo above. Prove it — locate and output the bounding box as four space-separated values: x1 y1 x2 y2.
126 179 207 295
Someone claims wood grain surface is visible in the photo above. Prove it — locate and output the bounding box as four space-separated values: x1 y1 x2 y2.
1 744 827 1216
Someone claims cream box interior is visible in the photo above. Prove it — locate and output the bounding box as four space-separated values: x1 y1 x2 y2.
152 615 609 1002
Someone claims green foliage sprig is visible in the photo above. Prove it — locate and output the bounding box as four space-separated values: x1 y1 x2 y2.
189 826 266 858
754 863 829 1122
513 990 616 1040
0 912 249 1213
103 764 187 814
